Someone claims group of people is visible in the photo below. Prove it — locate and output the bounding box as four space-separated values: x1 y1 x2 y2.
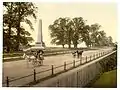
72 50 84 59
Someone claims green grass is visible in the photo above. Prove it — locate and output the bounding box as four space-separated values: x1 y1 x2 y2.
3 47 97 58
3 51 71 62
91 69 117 88
3 58 24 62
3 50 70 58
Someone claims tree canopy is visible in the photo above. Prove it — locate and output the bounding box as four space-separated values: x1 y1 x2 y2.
3 2 37 52
49 17 114 48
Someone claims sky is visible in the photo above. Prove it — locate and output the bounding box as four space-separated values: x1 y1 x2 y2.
22 2 117 47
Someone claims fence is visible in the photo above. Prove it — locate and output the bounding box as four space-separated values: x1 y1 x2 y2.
46 62 101 87
3 49 114 87
47 50 116 87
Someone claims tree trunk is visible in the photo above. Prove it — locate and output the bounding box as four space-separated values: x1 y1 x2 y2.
73 40 78 49
74 44 77 48
7 24 11 52
6 46 10 53
68 44 71 49
6 2 13 52
62 44 65 48
16 2 21 51
68 39 71 48
68 30 71 49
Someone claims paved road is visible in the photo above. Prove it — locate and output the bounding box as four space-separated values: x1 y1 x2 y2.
3 47 113 86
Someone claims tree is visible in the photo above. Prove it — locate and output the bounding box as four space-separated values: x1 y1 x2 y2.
97 30 107 46
71 17 86 48
3 2 37 52
81 25 91 47
107 36 113 46
65 19 74 48
49 17 69 48
49 17 113 48
3 2 14 52
89 23 101 47
13 2 37 51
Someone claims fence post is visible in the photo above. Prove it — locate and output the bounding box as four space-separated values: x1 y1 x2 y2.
34 69 36 82
80 57 82 64
103 52 105 55
57 80 60 87
95 53 97 58
90 56 91 61
51 65 54 75
94 54 96 59
93 55 94 60
96 53 98 58
64 62 66 71
86 56 87 63
6 76 9 87
77 71 78 87
73 60 75 68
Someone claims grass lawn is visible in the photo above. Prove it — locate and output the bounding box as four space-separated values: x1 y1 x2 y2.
3 47 98 58
91 69 117 88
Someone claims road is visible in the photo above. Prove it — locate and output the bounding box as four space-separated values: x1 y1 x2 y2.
2 47 113 86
